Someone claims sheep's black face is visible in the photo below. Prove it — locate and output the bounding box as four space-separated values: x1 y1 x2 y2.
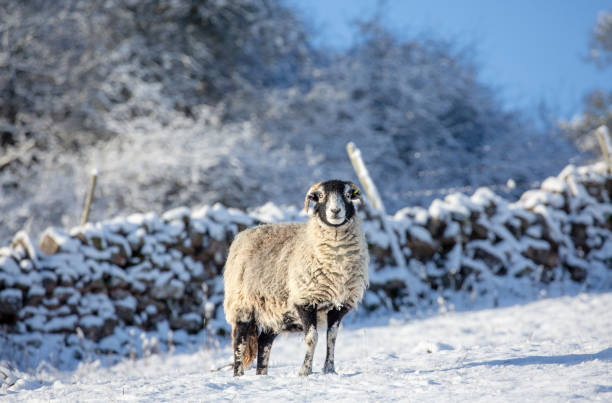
307 180 362 227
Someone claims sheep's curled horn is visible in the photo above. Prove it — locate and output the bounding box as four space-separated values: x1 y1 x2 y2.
303 181 364 213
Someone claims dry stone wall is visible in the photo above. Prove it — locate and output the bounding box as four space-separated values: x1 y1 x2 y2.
0 163 611 351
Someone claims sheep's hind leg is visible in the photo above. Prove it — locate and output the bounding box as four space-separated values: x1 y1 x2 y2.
232 319 253 376
256 329 277 375
323 306 349 374
296 304 318 376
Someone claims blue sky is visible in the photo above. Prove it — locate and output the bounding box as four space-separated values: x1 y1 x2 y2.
286 0 612 120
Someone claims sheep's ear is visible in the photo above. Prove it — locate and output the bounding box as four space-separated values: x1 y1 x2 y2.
304 182 322 213
347 181 364 207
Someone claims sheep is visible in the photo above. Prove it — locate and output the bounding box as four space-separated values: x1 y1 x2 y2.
223 179 369 376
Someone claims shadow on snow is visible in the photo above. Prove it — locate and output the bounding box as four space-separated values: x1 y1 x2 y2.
463 347 612 368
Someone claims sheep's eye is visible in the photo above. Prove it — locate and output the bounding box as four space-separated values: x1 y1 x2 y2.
308 192 320 202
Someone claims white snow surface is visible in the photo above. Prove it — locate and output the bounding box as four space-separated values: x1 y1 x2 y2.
3 293 611 402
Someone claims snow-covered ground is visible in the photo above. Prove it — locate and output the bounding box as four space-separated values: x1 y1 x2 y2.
4 292 611 402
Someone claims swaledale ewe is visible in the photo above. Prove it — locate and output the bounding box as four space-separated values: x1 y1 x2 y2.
223 180 369 376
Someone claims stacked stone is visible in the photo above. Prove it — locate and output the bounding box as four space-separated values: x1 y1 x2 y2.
0 204 254 341
364 163 612 309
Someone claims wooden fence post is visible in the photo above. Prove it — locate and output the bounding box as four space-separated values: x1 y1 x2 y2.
346 142 407 269
81 169 98 225
595 125 612 174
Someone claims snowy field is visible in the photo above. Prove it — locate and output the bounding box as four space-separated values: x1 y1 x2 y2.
4 292 611 402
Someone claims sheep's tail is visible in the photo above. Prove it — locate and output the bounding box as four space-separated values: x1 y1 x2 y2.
231 322 258 369
243 323 258 368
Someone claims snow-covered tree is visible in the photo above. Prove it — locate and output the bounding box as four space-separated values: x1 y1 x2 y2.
560 10 612 154
589 10 612 67
257 20 578 209
0 1 582 246
0 0 313 242
0 0 310 148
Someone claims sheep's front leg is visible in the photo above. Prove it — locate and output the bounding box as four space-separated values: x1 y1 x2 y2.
323 306 349 374
232 320 253 376
256 329 277 375
296 304 318 376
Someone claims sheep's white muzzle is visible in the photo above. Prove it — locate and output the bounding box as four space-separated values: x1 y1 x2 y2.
326 193 346 225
